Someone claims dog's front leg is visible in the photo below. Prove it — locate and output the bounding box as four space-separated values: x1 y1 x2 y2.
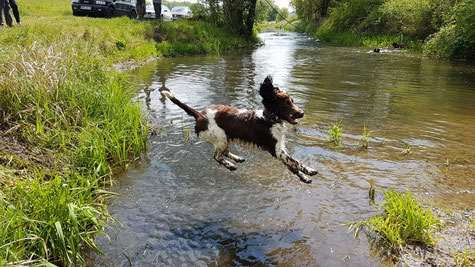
278 151 318 176
277 151 317 183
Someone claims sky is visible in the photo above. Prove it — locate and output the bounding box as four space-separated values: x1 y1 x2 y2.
274 0 291 9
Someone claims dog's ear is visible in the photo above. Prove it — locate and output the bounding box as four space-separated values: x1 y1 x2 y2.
260 76 278 100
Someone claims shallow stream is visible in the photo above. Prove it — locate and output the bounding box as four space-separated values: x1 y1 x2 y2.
89 32 475 266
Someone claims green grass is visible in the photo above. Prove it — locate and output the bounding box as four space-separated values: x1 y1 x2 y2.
348 189 443 253
454 246 475 266
0 36 147 265
0 0 255 265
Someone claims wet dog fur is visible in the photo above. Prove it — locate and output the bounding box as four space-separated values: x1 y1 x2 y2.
162 76 318 183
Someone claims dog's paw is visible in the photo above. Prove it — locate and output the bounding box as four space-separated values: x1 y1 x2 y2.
302 167 318 176
307 168 318 176
234 157 245 163
297 172 312 184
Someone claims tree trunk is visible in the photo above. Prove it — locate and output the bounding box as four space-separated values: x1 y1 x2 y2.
244 0 257 37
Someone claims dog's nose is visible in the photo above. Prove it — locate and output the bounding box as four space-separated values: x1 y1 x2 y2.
296 110 304 118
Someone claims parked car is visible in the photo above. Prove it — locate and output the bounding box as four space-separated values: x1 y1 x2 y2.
171 6 192 20
143 1 172 21
161 5 172 21
72 0 137 19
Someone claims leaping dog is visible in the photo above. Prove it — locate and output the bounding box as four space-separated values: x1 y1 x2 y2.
162 76 318 183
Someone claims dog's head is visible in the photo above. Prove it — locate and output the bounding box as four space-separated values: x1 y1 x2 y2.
259 76 304 125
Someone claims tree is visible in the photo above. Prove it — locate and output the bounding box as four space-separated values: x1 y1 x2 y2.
223 0 258 37
291 0 333 21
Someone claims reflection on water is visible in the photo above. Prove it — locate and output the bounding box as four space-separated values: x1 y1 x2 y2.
88 32 475 266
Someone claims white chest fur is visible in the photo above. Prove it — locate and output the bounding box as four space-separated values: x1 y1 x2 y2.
271 123 286 158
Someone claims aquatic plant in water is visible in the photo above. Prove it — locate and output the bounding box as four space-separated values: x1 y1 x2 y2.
361 125 370 149
368 178 375 202
403 144 412 155
328 120 344 146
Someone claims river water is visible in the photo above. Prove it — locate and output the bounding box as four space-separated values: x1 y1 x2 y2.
89 32 475 266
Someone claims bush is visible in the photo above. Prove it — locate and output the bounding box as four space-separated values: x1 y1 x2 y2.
328 0 385 33
376 0 434 39
325 0 450 40
425 0 475 60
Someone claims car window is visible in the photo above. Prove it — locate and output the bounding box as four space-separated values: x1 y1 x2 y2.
172 7 186 12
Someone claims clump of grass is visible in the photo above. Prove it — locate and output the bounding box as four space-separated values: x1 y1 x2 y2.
403 144 412 155
328 120 344 146
348 189 443 253
454 246 475 266
0 174 116 266
360 125 371 149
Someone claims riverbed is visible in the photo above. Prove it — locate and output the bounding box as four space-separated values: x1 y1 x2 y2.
89 32 475 266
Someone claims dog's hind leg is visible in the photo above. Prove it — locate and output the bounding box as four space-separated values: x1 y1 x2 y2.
213 145 237 171
224 150 245 163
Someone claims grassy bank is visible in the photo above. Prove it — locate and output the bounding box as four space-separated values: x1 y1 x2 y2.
0 0 256 265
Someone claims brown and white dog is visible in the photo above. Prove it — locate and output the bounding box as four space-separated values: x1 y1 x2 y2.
162 76 318 183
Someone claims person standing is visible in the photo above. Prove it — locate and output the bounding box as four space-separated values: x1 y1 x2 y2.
0 0 13 27
9 0 20 26
136 0 145 20
153 0 161 20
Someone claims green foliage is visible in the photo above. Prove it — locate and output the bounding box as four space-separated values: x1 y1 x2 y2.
328 120 344 146
454 246 475 266
348 190 443 253
256 0 272 22
0 0 254 265
0 175 115 265
0 35 147 264
425 0 475 60
147 20 257 56
115 39 127 51
292 0 333 21
327 0 385 33
294 0 472 59
325 0 436 39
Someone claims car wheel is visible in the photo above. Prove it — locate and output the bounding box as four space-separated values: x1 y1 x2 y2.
106 7 115 18
130 10 137 19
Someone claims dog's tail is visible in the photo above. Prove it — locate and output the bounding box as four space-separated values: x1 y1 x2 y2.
162 91 201 119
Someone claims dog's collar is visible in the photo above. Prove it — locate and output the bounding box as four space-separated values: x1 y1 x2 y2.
263 109 281 124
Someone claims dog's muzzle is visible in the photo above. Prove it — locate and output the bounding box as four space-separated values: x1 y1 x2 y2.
288 110 304 125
